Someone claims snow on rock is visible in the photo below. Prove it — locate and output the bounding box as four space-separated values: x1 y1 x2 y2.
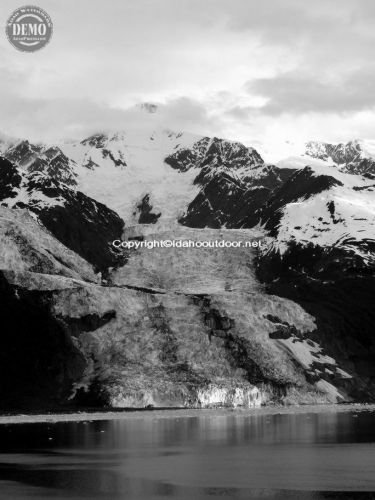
254 159 375 268
305 140 375 179
2 126 289 228
272 184 375 262
4 140 78 186
277 155 374 188
0 157 125 271
276 335 352 383
176 139 296 229
60 128 202 224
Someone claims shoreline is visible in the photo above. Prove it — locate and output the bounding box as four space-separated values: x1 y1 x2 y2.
0 403 375 425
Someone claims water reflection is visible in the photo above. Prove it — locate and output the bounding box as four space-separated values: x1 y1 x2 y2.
0 410 375 499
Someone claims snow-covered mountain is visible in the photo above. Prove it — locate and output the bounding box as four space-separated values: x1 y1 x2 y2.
2 140 78 186
259 162 375 267
1 123 375 277
1 117 375 406
305 139 375 179
0 127 295 225
1 129 202 225
61 129 202 224
1 125 375 279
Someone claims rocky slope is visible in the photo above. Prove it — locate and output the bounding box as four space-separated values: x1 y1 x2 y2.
0 157 124 271
0 206 352 409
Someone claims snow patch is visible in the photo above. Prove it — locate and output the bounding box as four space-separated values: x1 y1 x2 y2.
61 128 202 223
273 185 375 263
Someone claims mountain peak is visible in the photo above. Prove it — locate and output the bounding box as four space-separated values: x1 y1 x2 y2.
137 102 158 114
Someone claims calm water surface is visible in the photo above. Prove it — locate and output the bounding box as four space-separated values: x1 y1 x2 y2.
1 409 375 499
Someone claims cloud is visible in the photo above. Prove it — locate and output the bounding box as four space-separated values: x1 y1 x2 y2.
246 68 375 115
224 106 254 120
221 0 375 55
1 0 375 146
0 92 218 142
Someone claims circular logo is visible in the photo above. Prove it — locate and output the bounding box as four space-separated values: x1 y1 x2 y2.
6 5 53 52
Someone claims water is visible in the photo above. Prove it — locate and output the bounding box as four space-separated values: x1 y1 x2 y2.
1 408 375 499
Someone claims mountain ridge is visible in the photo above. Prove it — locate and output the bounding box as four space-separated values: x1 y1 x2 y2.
1 124 375 408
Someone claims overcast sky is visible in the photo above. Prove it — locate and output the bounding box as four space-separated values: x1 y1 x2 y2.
1 0 375 154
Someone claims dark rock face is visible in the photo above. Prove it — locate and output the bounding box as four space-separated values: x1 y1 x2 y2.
165 137 264 172
0 157 22 199
199 137 264 170
0 269 125 409
165 137 214 172
257 259 375 401
0 161 125 272
172 138 296 228
37 190 125 272
136 194 161 224
0 272 87 409
266 316 299 340
180 175 270 228
180 173 247 228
